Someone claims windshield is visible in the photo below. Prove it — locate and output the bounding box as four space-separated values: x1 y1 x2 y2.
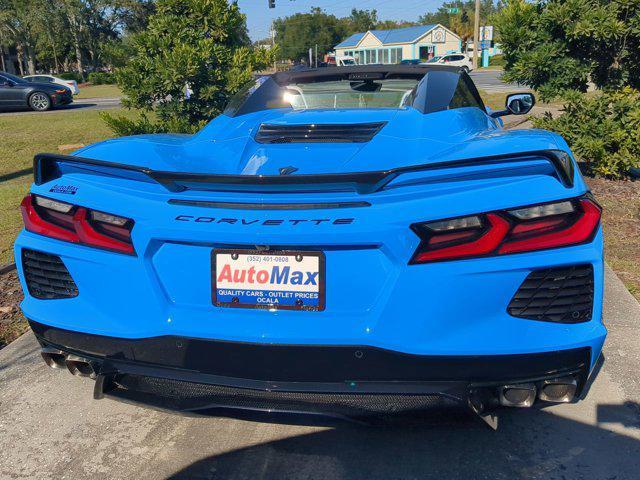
1 72 25 83
427 56 442 63
224 68 485 117
339 58 356 66
283 79 418 110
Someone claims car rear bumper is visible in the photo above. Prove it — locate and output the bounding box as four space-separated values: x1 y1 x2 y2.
31 319 596 418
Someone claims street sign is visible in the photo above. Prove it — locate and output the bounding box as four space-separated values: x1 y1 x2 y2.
480 26 494 41
448 7 460 14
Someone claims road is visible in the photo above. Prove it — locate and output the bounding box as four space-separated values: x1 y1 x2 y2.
0 70 518 118
0 96 121 116
1 265 639 480
469 69 529 93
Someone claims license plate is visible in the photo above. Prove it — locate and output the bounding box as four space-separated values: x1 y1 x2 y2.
212 249 325 311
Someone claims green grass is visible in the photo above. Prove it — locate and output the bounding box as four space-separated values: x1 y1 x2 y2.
479 90 561 111
0 180 30 263
76 84 122 99
479 90 509 110
478 65 504 71
0 108 137 263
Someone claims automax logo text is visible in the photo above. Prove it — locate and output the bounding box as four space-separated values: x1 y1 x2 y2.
217 264 318 286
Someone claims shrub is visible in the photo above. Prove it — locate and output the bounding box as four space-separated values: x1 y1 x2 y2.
493 0 640 102
489 54 505 67
58 72 83 82
532 88 640 179
102 0 273 135
87 72 116 85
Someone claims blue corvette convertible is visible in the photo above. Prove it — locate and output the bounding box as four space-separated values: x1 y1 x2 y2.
16 65 605 425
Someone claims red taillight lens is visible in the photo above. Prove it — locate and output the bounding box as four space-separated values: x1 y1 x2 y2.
20 195 79 243
411 197 601 263
499 199 601 254
413 214 510 262
21 194 135 255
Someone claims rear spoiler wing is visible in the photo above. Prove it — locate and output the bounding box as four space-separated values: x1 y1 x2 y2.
33 150 575 195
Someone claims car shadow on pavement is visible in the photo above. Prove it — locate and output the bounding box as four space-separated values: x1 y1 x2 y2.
166 403 640 480
53 103 98 111
0 103 98 115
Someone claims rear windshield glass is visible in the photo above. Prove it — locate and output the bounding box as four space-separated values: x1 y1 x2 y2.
224 69 484 117
284 79 419 110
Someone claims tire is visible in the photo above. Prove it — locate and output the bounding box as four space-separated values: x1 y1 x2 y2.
29 92 51 111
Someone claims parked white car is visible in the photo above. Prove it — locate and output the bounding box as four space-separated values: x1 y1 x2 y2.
23 75 80 95
423 54 474 72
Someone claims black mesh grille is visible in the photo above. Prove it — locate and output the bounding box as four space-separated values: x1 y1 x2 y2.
508 265 594 323
255 122 386 144
22 249 78 299
113 375 458 417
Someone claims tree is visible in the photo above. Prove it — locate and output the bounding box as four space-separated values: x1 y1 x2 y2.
375 19 418 30
493 0 640 178
493 0 640 100
418 1 497 29
449 9 474 46
346 8 378 33
274 8 346 62
0 0 43 75
102 0 273 134
0 0 154 76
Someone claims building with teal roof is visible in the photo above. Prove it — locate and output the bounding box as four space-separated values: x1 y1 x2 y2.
334 24 463 64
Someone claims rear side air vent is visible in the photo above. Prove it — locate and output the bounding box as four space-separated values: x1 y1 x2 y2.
508 265 594 323
255 122 386 144
22 249 78 299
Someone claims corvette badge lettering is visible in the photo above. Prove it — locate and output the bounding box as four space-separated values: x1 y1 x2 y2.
176 215 354 226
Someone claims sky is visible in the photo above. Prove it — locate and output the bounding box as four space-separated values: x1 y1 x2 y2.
237 0 448 41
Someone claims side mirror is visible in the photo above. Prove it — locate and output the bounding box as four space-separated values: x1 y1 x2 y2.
490 92 536 118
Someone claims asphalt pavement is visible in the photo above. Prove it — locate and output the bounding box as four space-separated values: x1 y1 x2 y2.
469 69 529 93
1 265 639 480
0 97 121 116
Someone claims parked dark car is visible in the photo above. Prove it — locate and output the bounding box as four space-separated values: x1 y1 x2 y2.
0 72 73 112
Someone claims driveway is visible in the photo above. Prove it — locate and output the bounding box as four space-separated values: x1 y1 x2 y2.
0 266 638 480
470 69 528 93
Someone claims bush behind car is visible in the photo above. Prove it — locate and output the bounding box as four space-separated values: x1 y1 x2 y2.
533 88 640 179
87 72 116 85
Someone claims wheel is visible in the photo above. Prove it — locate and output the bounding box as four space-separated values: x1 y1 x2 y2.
29 92 51 111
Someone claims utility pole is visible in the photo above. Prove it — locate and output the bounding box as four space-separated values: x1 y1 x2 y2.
270 21 277 72
315 44 318 68
472 0 480 70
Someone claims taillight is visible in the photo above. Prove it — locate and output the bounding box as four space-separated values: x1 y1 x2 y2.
20 194 135 255
410 196 601 263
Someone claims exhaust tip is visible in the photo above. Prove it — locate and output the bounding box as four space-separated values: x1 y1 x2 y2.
41 348 67 369
499 383 536 408
538 377 577 403
65 355 96 378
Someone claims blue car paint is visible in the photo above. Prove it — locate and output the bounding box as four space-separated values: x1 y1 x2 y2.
15 105 606 373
